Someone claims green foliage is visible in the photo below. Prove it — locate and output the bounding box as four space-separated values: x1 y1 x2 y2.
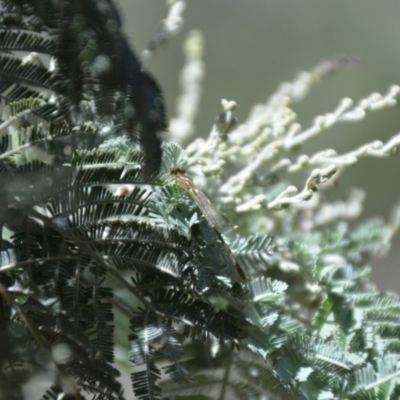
1 1 400 400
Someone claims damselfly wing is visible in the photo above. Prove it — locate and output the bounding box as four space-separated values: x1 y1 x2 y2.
170 167 246 280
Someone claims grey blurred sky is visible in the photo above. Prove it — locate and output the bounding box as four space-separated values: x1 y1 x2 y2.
119 0 400 292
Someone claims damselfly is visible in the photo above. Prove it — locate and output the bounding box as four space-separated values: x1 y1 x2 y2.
170 167 246 281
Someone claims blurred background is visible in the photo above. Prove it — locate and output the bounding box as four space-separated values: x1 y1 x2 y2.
120 0 400 292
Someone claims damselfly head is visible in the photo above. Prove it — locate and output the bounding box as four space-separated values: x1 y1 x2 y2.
170 167 186 175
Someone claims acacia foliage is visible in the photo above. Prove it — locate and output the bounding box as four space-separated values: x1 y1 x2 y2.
1 1 400 400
